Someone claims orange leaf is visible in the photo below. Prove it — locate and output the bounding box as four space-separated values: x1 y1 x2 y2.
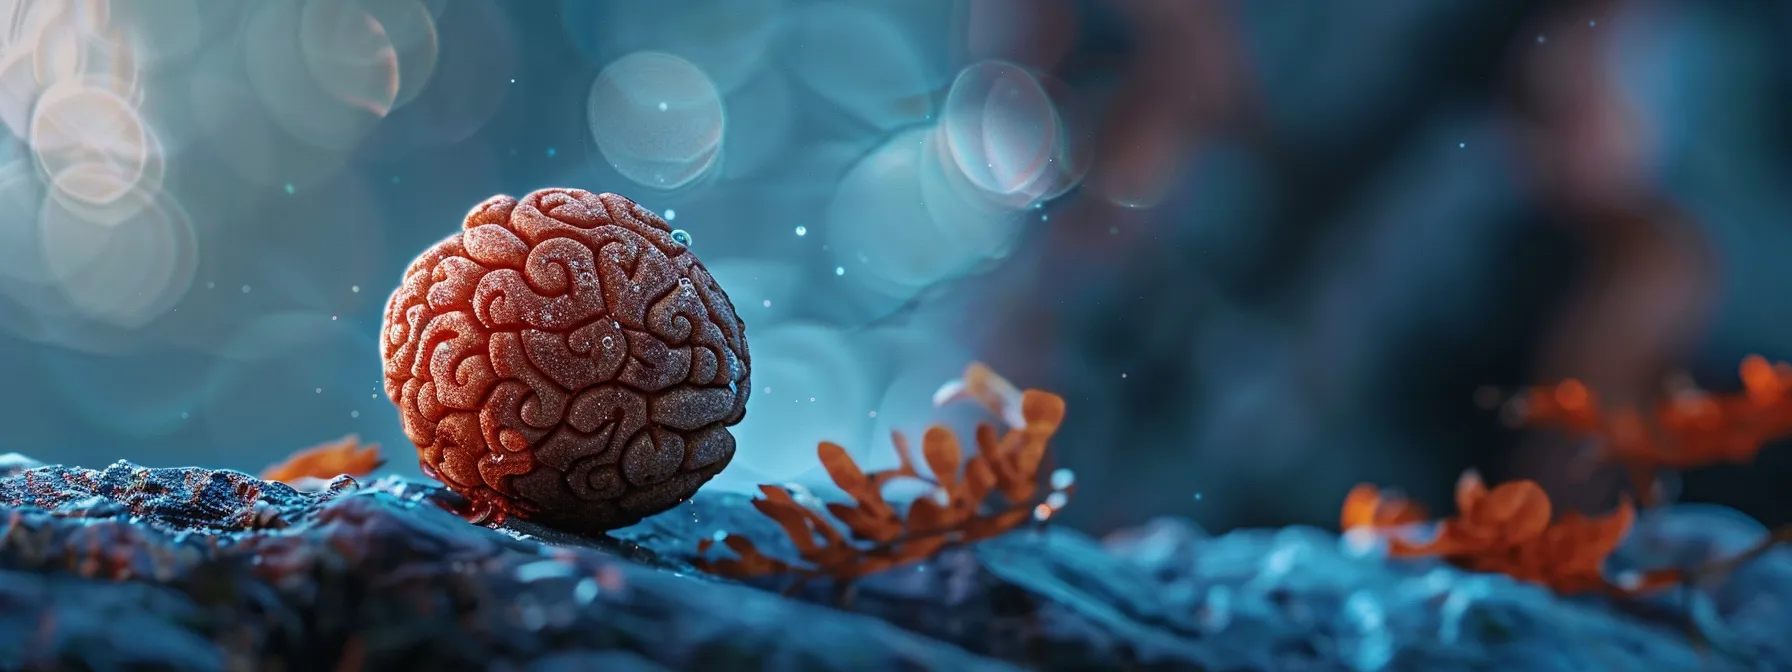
695 361 1071 587
961 454 997 505
905 496 954 533
826 501 902 543
920 426 963 495
934 362 1027 428
1454 470 1487 513
1340 484 1427 531
962 507 1034 541
260 435 384 484
752 487 834 553
817 442 890 518
1020 390 1067 435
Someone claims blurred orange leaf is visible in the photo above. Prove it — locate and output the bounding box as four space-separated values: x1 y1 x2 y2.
260 435 385 485
1514 355 1792 504
1343 471 1682 596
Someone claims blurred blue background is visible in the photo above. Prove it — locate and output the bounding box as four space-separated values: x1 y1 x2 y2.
2 0 1790 534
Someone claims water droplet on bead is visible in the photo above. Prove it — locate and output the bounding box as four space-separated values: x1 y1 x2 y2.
602 335 615 349
671 228 692 246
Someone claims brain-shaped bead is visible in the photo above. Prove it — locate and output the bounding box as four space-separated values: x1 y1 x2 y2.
381 189 750 534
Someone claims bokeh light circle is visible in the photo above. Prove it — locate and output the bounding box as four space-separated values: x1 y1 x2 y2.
826 126 981 295
297 0 404 117
559 0 783 95
297 0 439 115
28 78 164 225
942 61 1059 199
587 51 726 190
37 184 198 329
243 0 387 152
777 3 934 130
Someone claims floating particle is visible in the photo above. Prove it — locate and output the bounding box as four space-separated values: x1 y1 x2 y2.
350 411 359 418
283 183 295 194
794 226 807 236
351 285 360 293
834 266 844 276
380 188 751 535
664 209 676 221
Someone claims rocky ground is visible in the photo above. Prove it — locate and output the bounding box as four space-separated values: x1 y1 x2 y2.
0 455 1784 671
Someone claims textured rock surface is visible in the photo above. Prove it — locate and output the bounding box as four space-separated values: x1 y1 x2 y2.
0 458 1785 671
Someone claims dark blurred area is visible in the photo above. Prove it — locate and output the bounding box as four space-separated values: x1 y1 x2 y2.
1 0 1788 538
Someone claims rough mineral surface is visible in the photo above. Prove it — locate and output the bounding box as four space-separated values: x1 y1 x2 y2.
0 458 1787 671
382 188 750 534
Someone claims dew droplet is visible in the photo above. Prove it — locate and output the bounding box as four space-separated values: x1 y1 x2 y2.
834 266 845 276
671 228 692 246
664 209 677 221
794 225 807 236
602 335 615 349
350 410 360 418
351 285 360 293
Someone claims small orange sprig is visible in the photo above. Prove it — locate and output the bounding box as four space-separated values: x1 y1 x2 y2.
1513 356 1792 504
260 435 386 485
1343 471 1681 596
695 363 1072 592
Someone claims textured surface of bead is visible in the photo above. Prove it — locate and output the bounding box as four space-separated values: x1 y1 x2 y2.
381 188 750 534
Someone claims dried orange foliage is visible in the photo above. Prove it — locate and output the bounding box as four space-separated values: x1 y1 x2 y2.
695 363 1071 587
1515 355 1792 503
260 435 386 485
1343 471 1681 596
